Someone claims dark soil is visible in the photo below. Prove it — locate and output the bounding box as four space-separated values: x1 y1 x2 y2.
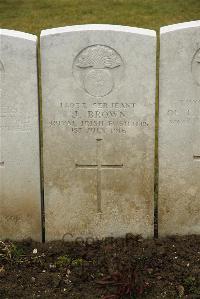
1 235 200 298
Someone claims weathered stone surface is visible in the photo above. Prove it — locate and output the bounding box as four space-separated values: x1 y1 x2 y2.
0 29 41 241
159 21 200 235
41 24 156 240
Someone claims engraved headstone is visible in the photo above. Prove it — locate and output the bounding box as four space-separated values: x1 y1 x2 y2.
0 29 41 240
41 25 156 240
159 21 200 235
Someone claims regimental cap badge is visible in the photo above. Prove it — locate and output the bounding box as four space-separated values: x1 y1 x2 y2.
73 45 124 97
75 45 122 69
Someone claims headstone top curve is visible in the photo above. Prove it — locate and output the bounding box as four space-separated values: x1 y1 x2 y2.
0 29 37 42
41 24 156 38
160 20 200 35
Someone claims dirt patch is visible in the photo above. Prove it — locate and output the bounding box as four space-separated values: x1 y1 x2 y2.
0 235 200 298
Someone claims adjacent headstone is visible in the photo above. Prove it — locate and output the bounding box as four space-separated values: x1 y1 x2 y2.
159 21 200 235
0 29 41 240
41 24 156 240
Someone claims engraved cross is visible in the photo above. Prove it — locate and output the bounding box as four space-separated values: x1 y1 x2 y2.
76 139 123 213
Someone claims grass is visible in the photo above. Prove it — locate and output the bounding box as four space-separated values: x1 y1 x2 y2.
0 0 200 35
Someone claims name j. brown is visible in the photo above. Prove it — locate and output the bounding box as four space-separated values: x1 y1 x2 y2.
72 110 127 118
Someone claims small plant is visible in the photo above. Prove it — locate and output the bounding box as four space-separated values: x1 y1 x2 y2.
71 257 84 266
183 276 200 295
56 255 71 267
56 254 86 268
0 241 24 262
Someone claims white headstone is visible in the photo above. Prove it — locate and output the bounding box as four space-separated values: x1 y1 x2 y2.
159 21 200 235
0 29 41 241
41 24 156 240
